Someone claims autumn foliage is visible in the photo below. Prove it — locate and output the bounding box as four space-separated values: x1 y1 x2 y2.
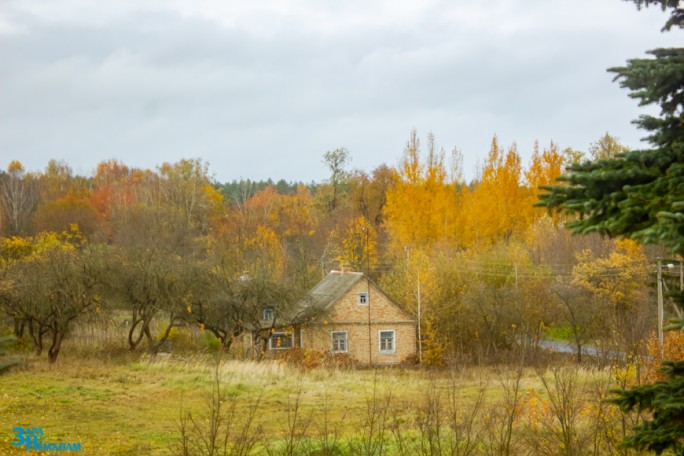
0 130 661 366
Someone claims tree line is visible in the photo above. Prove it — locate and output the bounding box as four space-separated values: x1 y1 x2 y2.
0 131 662 366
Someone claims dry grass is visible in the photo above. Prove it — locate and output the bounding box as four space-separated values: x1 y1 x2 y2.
0 323 644 455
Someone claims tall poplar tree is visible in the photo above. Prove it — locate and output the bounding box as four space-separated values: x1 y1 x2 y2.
538 1 684 453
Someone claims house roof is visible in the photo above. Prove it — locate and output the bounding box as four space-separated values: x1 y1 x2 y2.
293 270 364 322
292 270 417 324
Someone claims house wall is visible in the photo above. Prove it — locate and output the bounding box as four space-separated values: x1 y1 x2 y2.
304 322 417 365
304 278 417 365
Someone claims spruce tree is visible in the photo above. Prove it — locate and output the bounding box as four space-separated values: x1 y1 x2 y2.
538 1 684 453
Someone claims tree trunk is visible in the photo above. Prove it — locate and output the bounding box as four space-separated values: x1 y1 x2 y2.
149 316 182 354
221 337 232 352
27 320 43 356
574 338 583 364
47 328 64 364
128 318 146 350
144 325 155 353
13 317 25 338
128 310 155 351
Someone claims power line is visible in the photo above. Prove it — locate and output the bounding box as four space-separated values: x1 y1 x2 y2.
366 260 653 279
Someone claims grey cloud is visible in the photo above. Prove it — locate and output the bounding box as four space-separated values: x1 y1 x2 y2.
0 0 680 182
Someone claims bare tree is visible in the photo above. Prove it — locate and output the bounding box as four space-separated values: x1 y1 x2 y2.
110 204 195 353
322 148 351 212
552 280 596 363
0 161 37 235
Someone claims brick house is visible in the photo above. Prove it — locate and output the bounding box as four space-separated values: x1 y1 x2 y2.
267 270 417 365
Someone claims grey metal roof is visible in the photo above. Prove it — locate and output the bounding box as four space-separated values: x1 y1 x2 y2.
293 271 364 322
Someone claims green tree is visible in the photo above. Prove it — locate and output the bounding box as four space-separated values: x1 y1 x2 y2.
538 1 684 453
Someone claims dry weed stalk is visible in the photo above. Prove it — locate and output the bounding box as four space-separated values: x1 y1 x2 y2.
348 372 393 456
480 363 524 456
175 355 261 456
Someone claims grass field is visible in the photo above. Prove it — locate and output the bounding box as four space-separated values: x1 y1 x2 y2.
0 346 643 455
0 353 468 454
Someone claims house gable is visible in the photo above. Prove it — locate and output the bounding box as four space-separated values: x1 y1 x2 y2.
270 270 417 365
327 279 415 324
291 270 415 325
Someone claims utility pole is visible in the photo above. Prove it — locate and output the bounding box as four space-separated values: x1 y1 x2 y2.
406 246 422 364
657 259 682 356
417 269 422 364
658 258 664 356
365 227 372 366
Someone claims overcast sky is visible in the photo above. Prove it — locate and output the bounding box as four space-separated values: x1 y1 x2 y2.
0 0 680 183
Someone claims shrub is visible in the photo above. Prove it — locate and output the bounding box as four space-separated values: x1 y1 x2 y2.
204 332 222 353
642 331 684 384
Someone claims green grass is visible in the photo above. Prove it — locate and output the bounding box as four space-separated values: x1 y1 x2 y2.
0 355 192 455
0 349 631 455
545 324 575 342
0 354 455 454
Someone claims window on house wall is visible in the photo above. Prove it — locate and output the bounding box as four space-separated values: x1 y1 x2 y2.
379 330 395 353
331 331 348 353
262 307 275 321
357 292 368 305
269 332 293 350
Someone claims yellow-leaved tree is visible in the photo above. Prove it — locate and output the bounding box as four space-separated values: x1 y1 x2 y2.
328 216 378 272
571 239 650 356
461 136 530 247
384 130 463 254
244 225 286 280
525 141 565 204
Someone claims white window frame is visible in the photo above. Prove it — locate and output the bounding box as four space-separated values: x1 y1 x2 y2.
262 307 275 321
331 331 348 353
357 292 368 305
378 330 395 354
269 332 293 350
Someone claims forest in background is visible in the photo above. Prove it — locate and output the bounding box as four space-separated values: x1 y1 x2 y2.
0 130 677 365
